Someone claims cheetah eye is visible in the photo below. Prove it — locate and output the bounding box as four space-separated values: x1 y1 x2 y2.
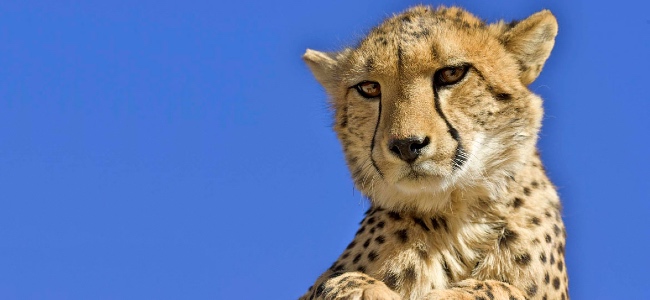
435 65 469 86
355 81 381 98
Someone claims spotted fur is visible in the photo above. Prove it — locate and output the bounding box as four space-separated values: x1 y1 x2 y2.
301 6 567 300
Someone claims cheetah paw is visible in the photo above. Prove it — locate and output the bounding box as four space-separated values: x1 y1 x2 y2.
310 272 402 300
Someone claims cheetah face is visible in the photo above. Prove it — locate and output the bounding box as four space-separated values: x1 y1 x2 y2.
304 6 557 212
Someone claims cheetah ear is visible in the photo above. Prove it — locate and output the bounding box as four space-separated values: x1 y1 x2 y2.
303 49 349 90
499 10 558 85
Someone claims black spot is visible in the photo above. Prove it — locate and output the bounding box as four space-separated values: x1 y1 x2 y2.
499 228 519 247
473 283 484 290
430 217 441 230
344 280 360 289
523 187 531 196
475 297 487 300
495 93 512 101
527 284 538 297
513 197 524 208
439 217 449 231
331 264 345 272
395 229 409 243
315 282 325 296
414 218 430 231
383 272 399 289
540 252 547 263
515 59 528 73
506 19 520 29
368 251 378 261
553 224 561 237
515 253 531 266
364 207 373 215
553 277 560 289
346 241 357 250
417 248 428 259
367 279 375 284
431 44 439 59
353 254 361 264
403 265 417 283
531 181 539 188
328 271 344 279
365 57 375 73
558 242 565 255
550 253 556 265
321 286 334 296
328 261 337 270
499 282 511 293
363 239 370 248
356 226 366 236
369 227 376 234
544 272 550 284
376 221 385 228
486 290 495 300
375 235 386 244
387 212 402 221
545 234 552 243
558 260 564 271
341 252 350 259
530 217 541 226
357 265 366 273
367 217 376 225
348 155 358 167
339 106 348 128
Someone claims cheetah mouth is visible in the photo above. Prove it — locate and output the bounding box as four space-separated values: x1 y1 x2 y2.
401 161 445 178
395 166 444 185
403 169 434 180
388 160 457 193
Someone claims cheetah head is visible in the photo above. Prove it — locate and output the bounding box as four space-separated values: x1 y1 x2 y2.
304 6 557 213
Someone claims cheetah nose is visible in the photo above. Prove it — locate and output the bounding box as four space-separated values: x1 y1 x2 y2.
388 136 430 163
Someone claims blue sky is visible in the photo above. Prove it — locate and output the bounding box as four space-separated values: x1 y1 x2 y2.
0 0 649 299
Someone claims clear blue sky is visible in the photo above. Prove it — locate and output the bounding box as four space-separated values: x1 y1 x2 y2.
1 0 648 299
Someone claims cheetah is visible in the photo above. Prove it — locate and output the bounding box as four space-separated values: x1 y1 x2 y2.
300 5 568 300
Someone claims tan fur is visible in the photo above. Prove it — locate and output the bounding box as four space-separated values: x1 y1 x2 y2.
301 6 567 300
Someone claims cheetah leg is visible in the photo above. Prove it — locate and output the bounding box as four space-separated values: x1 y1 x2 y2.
300 271 402 300
421 279 527 300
